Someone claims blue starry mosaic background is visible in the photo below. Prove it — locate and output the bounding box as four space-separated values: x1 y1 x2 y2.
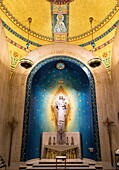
21 56 101 161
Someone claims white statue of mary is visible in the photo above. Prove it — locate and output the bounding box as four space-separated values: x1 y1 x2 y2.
55 96 67 132
51 92 70 132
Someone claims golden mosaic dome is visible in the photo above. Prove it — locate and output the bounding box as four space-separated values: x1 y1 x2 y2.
0 0 118 40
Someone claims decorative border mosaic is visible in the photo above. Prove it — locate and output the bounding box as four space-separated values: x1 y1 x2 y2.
6 37 28 51
95 37 114 51
6 34 114 52
2 19 117 50
79 21 118 47
0 0 119 41
2 20 41 47
6 33 114 51
20 56 101 161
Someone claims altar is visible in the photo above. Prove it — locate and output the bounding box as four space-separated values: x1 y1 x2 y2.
41 132 81 159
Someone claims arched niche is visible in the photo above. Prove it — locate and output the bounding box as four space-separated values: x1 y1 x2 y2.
9 43 111 163
20 56 101 161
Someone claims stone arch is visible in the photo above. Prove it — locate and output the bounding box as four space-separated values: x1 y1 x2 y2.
21 55 100 161
8 43 112 162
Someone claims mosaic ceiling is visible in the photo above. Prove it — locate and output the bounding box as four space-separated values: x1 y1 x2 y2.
0 0 119 77
0 0 118 42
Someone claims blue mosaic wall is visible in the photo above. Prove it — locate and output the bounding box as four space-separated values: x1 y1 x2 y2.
21 56 101 161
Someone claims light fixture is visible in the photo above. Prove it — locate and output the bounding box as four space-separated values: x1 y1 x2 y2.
89 17 95 51
26 17 32 52
88 17 102 68
88 58 102 68
19 58 34 69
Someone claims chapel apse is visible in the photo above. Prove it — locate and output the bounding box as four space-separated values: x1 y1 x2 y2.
21 56 101 161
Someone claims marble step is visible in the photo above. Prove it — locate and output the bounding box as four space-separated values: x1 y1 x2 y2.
95 165 103 169
19 165 27 169
26 167 96 170
27 161 84 166
33 163 89 167
19 165 103 170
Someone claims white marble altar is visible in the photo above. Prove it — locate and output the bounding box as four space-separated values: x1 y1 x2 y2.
41 132 81 159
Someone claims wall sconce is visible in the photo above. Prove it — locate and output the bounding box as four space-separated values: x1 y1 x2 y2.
19 58 34 69
88 58 102 68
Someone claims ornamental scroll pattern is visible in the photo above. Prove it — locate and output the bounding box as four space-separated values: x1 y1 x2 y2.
10 51 22 77
101 51 111 78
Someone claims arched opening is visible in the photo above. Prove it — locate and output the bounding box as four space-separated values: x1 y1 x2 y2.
21 56 101 161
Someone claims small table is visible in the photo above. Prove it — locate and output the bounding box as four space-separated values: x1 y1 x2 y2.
56 156 66 170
